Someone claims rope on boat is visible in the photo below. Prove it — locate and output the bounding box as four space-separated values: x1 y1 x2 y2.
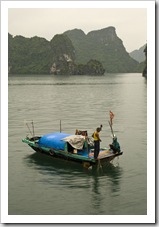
25 122 33 137
24 120 36 139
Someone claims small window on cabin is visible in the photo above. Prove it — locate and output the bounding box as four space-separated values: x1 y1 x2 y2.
67 142 74 153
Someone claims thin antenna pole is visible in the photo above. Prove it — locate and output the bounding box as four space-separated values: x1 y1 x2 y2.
26 123 33 137
60 120 61 133
32 120 35 137
108 120 114 137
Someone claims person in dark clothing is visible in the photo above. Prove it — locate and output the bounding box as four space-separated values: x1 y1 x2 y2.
109 136 120 153
92 127 102 160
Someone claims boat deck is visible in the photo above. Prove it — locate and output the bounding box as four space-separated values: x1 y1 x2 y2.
77 148 114 159
89 149 114 159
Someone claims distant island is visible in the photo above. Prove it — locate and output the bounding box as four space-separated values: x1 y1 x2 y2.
142 44 147 77
8 26 146 75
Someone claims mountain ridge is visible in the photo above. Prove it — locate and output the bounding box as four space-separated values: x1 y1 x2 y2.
129 44 146 63
8 26 145 75
64 26 139 73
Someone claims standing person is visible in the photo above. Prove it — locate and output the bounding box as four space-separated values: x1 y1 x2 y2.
92 127 102 160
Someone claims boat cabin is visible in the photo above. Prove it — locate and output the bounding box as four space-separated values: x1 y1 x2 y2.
38 132 89 155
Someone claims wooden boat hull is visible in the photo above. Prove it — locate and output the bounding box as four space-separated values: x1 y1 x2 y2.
22 136 123 167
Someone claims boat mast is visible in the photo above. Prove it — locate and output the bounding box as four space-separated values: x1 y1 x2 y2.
32 120 35 137
60 120 62 133
108 120 115 138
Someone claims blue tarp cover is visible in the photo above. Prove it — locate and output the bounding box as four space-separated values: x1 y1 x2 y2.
38 132 71 150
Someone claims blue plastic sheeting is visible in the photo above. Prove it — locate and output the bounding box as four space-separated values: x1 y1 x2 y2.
38 132 71 150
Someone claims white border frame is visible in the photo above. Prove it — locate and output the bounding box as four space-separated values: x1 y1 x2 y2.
1 0 155 224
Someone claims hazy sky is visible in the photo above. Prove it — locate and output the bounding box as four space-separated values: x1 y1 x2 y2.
8 8 147 52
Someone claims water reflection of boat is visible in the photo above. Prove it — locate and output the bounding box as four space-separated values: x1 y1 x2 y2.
25 152 87 174
22 124 123 168
25 152 123 178
25 151 123 215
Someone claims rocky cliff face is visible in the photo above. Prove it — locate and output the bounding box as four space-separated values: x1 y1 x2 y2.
129 44 146 63
64 27 139 73
49 34 76 75
8 32 105 75
87 26 120 43
8 26 141 74
8 33 77 75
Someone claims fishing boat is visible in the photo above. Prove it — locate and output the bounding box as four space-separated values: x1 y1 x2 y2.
22 121 123 168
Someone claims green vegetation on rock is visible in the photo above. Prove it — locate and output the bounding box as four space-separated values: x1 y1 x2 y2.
8 33 105 75
8 33 52 74
64 27 140 73
8 26 144 75
74 59 105 75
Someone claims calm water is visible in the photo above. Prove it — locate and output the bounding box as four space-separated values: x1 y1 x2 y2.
8 73 147 215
